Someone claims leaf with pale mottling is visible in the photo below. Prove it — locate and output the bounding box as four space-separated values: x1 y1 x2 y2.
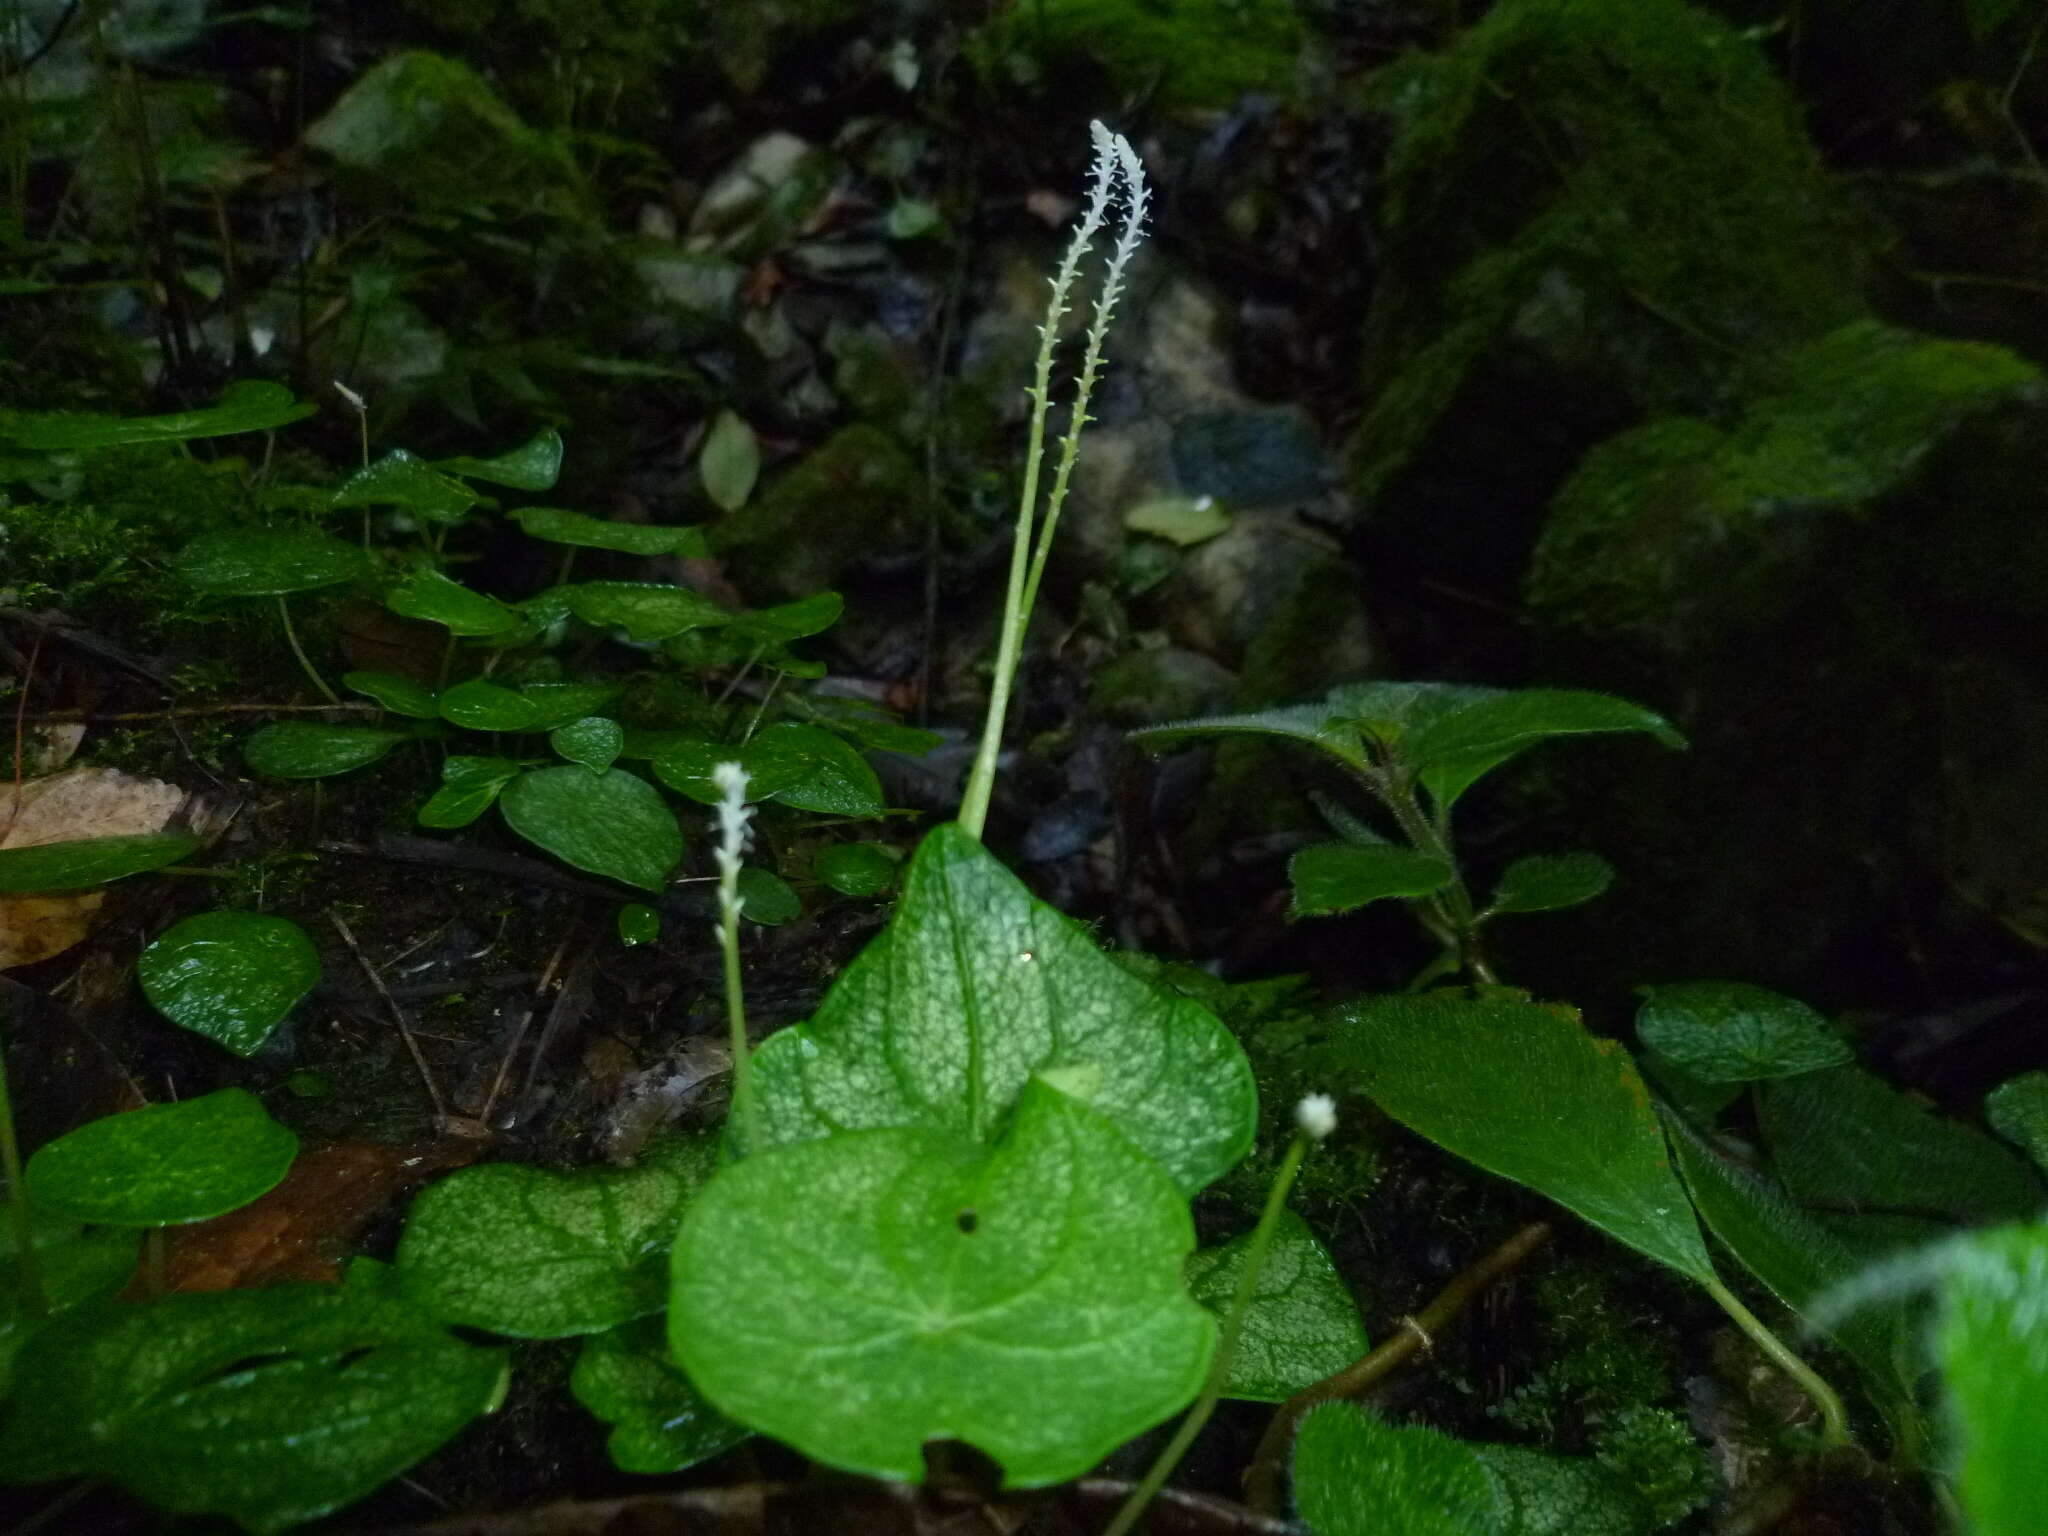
1187 1211 1367 1401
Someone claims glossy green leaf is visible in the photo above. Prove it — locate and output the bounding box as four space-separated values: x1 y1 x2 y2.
616 902 660 946
498 766 682 892
700 409 760 512
649 734 808 805
398 1143 714 1337
726 590 844 645
1326 995 1714 1282
1288 842 1452 918
816 841 898 897
571 1317 749 1474
0 1284 505 1534
438 677 543 732
750 722 884 818
1938 1222 2048 1536
418 756 520 829
138 911 321 1057
1406 690 1685 811
1186 1211 1368 1401
245 722 406 779
386 568 523 636
670 1081 1213 1486
562 581 731 641
1759 1065 2043 1227
175 529 372 596
1293 1403 1496 1536
342 669 439 719
0 833 201 893
514 505 709 556
1634 982 1850 1084
519 681 622 731
24 1088 297 1227
0 1227 138 1396
330 448 480 524
1665 1111 1923 1437
438 427 563 489
1486 852 1614 916
1986 1072 2048 1172
1131 703 1369 771
747 823 1256 1195
551 716 623 774
736 866 800 925
0 381 314 450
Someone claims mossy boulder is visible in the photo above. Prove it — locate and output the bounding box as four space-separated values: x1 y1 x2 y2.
710 424 924 601
972 0 1306 111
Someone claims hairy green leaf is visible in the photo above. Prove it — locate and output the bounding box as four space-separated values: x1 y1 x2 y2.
418 756 520 829
816 841 898 897
736 866 800 925
1406 690 1685 811
1288 842 1452 918
749 722 884 818
726 591 844 645
138 911 321 1057
24 1088 297 1227
1634 982 1849 1083
1938 1222 2048 1536
1485 852 1614 916
1293 1403 1496 1536
1187 1211 1368 1401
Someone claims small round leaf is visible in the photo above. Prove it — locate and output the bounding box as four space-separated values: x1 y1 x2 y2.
24 1088 297 1227
139 911 321 1057
735 867 800 925
815 842 898 898
616 903 660 946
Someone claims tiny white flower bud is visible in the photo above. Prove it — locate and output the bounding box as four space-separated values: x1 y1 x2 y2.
333 380 367 411
1295 1093 1338 1141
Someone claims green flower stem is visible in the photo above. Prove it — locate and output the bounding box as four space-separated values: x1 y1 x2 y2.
275 596 339 705
1104 1132 1313 1536
1702 1274 1852 1448
718 868 754 1153
0 1015 44 1315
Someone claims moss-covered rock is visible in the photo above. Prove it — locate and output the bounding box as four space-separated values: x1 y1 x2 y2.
972 0 1306 111
710 424 924 601
1352 0 1879 520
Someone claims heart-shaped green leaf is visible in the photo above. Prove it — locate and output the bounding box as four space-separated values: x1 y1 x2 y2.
514 505 709 556
816 841 898 897
1187 1211 1368 1401
498 766 682 892
571 1317 749 1474
438 427 563 490
1292 1403 1496 1536
0 381 314 450
24 1088 297 1227
386 568 524 636
343 670 439 719
176 529 372 597
398 1141 715 1337
1288 842 1453 918
439 678 542 732
749 722 884 818
138 910 321 1057
330 449 480 524
670 1081 1214 1486
1325 995 1714 1282
245 722 406 778
562 581 731 641
1405 690 1685 812
551 716 623 774
418 756 521 829
747 823 1256 1195
699 409 759 512
1634 982 1850 1084
1485 852 1614 916
0 833 201 893
0 1285 505 1534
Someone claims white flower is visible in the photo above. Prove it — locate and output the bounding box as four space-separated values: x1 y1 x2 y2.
711 761 753 881
1295 1093 1338 1141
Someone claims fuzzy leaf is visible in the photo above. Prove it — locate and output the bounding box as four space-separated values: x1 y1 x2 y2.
1131 704 1369 771
670 1081 1213 1486
1634 982 1849 1083
138 911 321 1057
0 833 201 893
24 1088 297 1227
747 823 1256 1196
176 529 372 597
1486 852 1614 915
816 842 898 897
1289 842 1453 918
1187 1211 1368 1401
571 1317 748 1474
1406 690 1684 811
1293 1403 1496 1536
736 866 800 925
498 766 682 892
726 591 844 645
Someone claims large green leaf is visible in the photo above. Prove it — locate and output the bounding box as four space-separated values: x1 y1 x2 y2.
245 722 406 778
1288 841 1452 918
570 1317 749 1474
0 1285 505 1534
670 1081 1213 1486
0 833 201 893
747 823 1256 1195
1131 702 1370 771
176 529 372 597
138 911 321 1058
1186 1211 1368 1401
0 381 314 450
1758 1065 2043 1227
514 505 709 556
0 1227 138 1395
330 449 480 524
398 1139 715 1337
561 581 731 641
498 766 682 892
1986 1072 2048 1173
1405 690 1684 811
1937 1222 2048 1536
1293 1403 1496 1536
386 568 524 636
438 427 563 490
1326 995 1714 1282
1635 982 1850 1084
24 1088 297 1227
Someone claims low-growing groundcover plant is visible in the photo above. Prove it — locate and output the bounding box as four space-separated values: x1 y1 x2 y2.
0 121 2043 1536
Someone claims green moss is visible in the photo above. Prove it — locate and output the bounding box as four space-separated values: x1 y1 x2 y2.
973 0 1305 111
1529 321 2045 648
1352 0 1878 502
1492 1259 1684 1441
711 424 924 600
1592 1407 1713 1528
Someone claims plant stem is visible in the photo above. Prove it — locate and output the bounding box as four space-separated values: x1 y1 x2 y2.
275 596 339 704
145 1228 167 1296
718 872 753 1153
1376 772 1496 985
1104 1133 1312 1536
0 1013 44 1316
1702 1274 1852 1448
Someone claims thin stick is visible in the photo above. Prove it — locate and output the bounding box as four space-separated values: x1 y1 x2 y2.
276 596 340 704
24 703 378 723
328 910 447 1119
1244 1220 1553 1513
